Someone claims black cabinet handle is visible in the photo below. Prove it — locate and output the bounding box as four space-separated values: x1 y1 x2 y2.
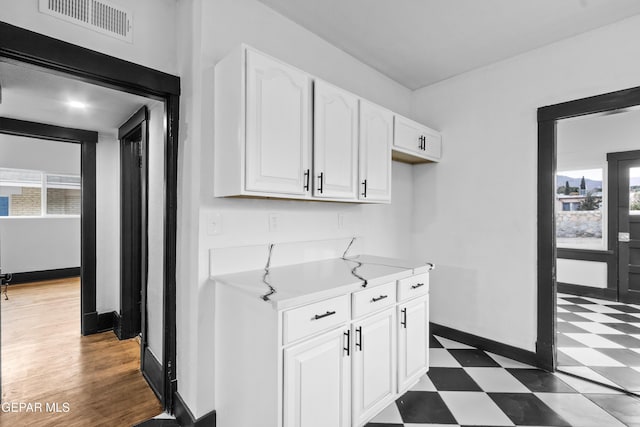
401 308 407 328
371 295 388 303
303 169 310 191
343 330 350 356
411 283 425 289
313 310 336 320
361 179 367 198
418 135 422 150
355 326 363 351
318 172 324 194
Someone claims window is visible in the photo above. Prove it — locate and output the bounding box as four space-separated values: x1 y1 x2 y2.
630 167 640 216
0 168 80 217
556 168 604 250
46 174 81 215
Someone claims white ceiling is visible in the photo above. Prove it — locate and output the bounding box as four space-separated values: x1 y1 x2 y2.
258 0 640 89
0 61 158 136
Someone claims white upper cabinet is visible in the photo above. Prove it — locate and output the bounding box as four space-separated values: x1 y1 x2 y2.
359 101 392 202
214 45 440 203
393 115 442 164
313 80 359 200
245 50 312 195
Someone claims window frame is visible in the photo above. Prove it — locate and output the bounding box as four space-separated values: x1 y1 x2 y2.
0 167 81 218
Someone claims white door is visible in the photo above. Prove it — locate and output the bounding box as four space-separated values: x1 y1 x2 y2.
398 295 429 393
283 328 350 427
359 101 392 202
313 80 359 200
245 49 311 195
352 307 396 426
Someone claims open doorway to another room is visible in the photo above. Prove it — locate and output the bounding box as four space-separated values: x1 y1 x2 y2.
0 59 166 426
538 89 640 397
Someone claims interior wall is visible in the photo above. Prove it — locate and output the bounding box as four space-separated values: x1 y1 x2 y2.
147 102 165 361
556 108 640 288
0 135 80 273
411 14 640 352
558 108 640 169
1 0 178 75
177 0 414 417
95 134 120 313
557 259 607 288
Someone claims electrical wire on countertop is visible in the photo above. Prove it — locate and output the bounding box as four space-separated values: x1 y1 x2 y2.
341 237 368 287
260 243 277 301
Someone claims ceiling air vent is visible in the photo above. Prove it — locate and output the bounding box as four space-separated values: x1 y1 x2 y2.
38 0 133 43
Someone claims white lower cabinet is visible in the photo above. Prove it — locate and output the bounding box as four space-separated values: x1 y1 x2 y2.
352 307 397 426
398 295 429 393
215 269 430 427
283 327 351 427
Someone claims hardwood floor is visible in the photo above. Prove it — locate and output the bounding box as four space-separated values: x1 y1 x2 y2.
0 278 162 426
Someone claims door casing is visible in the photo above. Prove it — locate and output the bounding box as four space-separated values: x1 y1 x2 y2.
538 86 640 371
0 21 180 411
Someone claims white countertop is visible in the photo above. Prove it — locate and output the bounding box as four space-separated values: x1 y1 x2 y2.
212 255 434 310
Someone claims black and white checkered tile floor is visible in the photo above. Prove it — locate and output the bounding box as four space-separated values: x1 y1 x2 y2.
557 292 640 393
365 332 640 427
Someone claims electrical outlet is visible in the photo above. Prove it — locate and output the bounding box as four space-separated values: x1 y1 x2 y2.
268 213 281 232
207 213 222 235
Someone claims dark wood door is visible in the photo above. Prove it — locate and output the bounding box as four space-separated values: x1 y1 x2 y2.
618 158 640 304
120 135 143 338
118 107 148 342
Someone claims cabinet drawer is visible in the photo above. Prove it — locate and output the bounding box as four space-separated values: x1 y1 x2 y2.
283 295 350 345
352 281 396 319
397 273 429 302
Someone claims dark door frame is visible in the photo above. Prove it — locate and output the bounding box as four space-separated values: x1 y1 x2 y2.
537 86 640 371
0 22 180 411
608 150 640 304
0 117 98 335
118 107 149 342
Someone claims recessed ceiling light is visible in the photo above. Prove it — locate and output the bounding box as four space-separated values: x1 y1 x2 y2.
67 100 88 109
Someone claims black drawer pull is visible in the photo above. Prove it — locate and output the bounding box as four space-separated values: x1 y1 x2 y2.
343 330 350 356
303 169 310 191
355 326 363 351
313 310 336 320
401 308 407 328
411 283 425 289
371 295 388 303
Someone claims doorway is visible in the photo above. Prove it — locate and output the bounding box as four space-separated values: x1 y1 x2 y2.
609 151 640 304
0 22 179 412
538 87 640 394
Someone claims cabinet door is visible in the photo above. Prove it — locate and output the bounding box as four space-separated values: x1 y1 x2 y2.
422 129 442 160
398 295 429 393
313 81 359 199
352 307 396 426
394 116 424 154
358 101 392 202
245 49 311 195
394 115 442 161
283 327 350 427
